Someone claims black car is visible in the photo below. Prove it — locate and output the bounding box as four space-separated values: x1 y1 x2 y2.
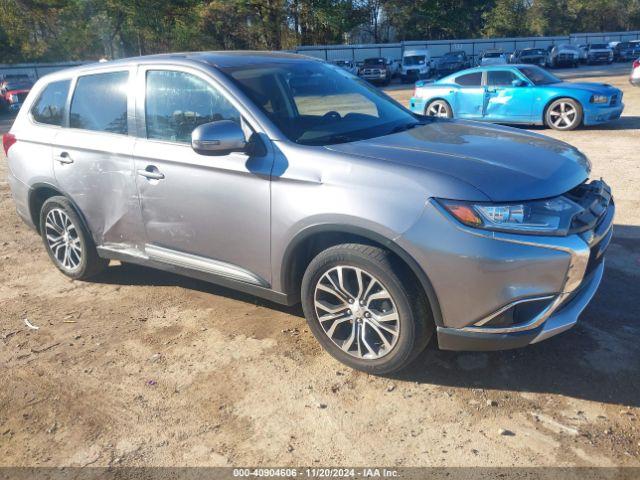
434 51 470 77
513 48 548 67
612 42 636 62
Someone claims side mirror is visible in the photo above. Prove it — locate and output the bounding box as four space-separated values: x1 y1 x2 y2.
191 120 247 156
512 79 528 87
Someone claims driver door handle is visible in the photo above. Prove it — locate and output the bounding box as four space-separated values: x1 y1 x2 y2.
55 151 73 164
138 166 165 181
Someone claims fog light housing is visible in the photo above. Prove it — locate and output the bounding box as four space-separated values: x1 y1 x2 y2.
479 297 555 328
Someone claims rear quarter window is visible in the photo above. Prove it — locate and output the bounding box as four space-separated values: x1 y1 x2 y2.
455 72 482 86
31 80 71 126
69 71 129 135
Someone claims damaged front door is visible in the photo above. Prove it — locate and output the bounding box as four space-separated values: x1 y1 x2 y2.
53 69 146 253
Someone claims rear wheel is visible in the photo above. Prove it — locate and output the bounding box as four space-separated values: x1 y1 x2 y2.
40 196 108 280
425 99 453 118
301 244 433 374
545 98 583 131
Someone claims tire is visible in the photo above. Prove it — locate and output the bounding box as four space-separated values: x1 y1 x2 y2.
39 196 108 280
425 99 453 118
301 244 433 375
544 98 583 131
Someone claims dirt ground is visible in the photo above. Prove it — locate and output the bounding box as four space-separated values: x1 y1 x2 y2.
0 63 639 469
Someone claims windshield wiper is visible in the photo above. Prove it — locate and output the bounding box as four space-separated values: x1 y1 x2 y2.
299 133 356 146
389 121 421 135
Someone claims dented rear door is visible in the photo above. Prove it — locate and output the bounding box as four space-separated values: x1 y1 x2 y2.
52 67 146 252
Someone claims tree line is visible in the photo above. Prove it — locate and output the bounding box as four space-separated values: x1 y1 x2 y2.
1 0 640 63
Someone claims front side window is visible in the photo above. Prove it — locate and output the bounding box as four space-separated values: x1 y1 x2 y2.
487 70 518 87
69 71 128 134
31 80 70 126
221 61 417 146
455 72 482 86
145 70 241 143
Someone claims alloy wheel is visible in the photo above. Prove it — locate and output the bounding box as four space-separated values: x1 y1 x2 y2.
44 208 83 271
313 266 400 360
549 101 578 129
426 101 450 118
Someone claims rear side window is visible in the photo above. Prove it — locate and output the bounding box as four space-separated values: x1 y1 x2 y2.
31 80 70 126
455 72 482 86
145 70 241 143
69 71 129 135
487 70 518 87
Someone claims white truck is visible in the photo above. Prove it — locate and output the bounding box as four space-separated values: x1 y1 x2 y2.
400 49 431 83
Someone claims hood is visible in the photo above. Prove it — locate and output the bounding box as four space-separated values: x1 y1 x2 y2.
325 120 590 202
551 82 619 94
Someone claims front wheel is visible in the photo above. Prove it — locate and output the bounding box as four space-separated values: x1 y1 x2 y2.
40 196 108 280
301 244 433 374
545 98 583 131
425 99 453 118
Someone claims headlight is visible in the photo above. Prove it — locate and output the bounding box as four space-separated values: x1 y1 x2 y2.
436 197 583 236
590 94 609 104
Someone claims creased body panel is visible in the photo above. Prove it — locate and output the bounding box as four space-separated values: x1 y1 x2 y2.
52 129 146 250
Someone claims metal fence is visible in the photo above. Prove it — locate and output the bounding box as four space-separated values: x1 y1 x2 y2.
2 29 640 78
295 30 640 63
0 62 86 82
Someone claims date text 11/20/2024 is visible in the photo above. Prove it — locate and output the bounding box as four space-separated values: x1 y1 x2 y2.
232 468 399 477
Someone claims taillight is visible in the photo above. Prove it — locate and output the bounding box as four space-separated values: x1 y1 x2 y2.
2 133 16 156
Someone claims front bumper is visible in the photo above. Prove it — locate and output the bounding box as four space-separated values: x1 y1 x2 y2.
583 102 624 125
397 195 614 351
437 261 604 350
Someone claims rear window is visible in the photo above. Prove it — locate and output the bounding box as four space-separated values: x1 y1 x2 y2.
455 72 482 86
69 71 129 135
31 80 70 126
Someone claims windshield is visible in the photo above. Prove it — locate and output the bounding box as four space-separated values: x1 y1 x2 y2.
522 49 546 56
443 52 464 60
334 60 351 67
403 55 426 66
484 52 503 58
590 44 608 49
364 58 385 66
558 44 577 51
221 61 420 146
4 81 31 90
518 66 561 85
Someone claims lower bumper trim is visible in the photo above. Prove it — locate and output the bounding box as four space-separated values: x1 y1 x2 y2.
436 261 604 351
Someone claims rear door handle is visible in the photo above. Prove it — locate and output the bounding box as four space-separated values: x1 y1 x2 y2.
137 166 165 181
55 151 73 164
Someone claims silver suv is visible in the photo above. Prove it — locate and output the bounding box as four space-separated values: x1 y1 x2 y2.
4 52 614 374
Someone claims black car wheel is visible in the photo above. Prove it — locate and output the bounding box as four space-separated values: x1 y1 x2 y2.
40 196 108 280
301 244 433 374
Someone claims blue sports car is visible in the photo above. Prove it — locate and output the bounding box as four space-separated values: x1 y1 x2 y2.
409 65 624 131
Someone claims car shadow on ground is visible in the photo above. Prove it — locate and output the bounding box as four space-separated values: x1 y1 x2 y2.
93 262 305 317
92 225 640 407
